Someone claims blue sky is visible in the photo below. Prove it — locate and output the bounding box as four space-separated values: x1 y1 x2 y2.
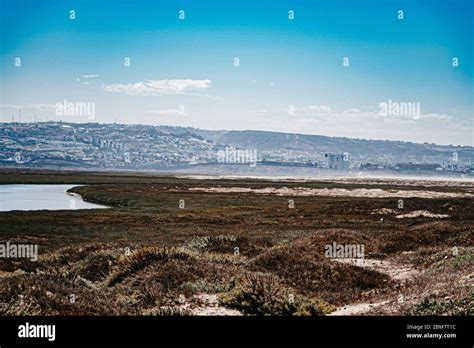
0 0 473 145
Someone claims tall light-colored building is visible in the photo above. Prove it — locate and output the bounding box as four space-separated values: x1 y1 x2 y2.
325 153 349 170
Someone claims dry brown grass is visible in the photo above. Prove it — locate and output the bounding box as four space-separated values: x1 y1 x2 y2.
247 230 391 304
219 272 332 316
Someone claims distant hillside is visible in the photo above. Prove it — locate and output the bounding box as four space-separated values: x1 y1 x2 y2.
1 122 472 171
157 127 473 164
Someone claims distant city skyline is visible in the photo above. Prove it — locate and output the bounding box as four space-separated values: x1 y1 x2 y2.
1 0 473 146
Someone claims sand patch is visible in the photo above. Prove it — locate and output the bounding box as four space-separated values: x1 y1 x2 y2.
332 258 418 282
395 210 449 219
328 300 389 316
371 208 399 215
188 186 471 199
180 293 242 316
328 257 418 315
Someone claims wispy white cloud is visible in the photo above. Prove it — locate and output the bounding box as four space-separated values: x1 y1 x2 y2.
0 103 55 110
103 79 212 96
295 104 455 123
147 108 186 116
307 105 332 113
417 113 452 121
254 103 469 145
76 75 99 83
343 108 361 114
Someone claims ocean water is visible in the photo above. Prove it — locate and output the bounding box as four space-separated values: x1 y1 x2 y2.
0 184 108 211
